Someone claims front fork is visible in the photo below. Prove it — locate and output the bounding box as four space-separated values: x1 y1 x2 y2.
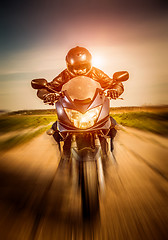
70 133 106 193
51 116 117 153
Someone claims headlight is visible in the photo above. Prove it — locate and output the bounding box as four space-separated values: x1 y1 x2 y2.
64 106 102 129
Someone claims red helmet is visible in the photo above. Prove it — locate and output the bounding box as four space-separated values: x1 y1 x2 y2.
66 46 92 76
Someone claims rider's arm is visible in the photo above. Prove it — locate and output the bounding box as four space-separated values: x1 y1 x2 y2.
37 88 50 100
35 69 69 103
93 67 124 96
92 67 113 89
110 81 124 96
47 69 71 92
37 89 59 105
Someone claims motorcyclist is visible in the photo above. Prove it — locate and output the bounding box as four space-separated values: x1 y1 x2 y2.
37 46 124 102
35 46 126 151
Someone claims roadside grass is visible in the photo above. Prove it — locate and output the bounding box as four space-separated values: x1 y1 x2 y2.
0 114 57 151
8 109 56 115
0 126 51 151
0 115 57 133
111 112 168 136
0 110 167 151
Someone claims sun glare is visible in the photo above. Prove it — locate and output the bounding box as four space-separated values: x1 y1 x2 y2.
92 54 105 68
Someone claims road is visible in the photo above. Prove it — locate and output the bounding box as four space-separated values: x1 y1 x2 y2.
0 127 167 240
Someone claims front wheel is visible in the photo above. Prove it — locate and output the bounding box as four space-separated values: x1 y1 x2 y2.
81 160 99 219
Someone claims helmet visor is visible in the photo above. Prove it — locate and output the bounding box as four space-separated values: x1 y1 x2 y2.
67 63 91 75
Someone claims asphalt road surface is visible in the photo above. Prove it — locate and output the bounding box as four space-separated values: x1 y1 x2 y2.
0 127 167 240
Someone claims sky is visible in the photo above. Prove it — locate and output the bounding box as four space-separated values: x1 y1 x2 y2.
0 0 168 111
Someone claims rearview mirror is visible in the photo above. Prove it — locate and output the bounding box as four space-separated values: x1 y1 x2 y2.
31 78 47 89
113 71 129 82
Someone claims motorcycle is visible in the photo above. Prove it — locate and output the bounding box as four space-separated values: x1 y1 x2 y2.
31 71 128 219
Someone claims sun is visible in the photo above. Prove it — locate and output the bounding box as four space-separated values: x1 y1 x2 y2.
92 54 105 68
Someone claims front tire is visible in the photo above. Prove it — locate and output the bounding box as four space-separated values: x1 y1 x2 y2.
81 160 99 219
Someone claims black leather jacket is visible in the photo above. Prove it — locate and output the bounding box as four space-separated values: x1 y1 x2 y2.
37 67 124 100
47 67 124 95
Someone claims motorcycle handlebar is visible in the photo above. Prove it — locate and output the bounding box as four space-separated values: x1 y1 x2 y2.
49 89 123 105
32 79 124 106
102 89 124 100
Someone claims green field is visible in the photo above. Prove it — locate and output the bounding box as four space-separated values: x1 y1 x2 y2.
0 115 57 133
111 112 168 136
0 107 167 151
0 114 57 151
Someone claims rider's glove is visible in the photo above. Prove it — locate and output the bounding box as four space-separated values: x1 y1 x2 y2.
107 89 120 99
43 93 59 105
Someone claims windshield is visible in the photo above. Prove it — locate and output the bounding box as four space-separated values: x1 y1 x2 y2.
62 76 102 101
